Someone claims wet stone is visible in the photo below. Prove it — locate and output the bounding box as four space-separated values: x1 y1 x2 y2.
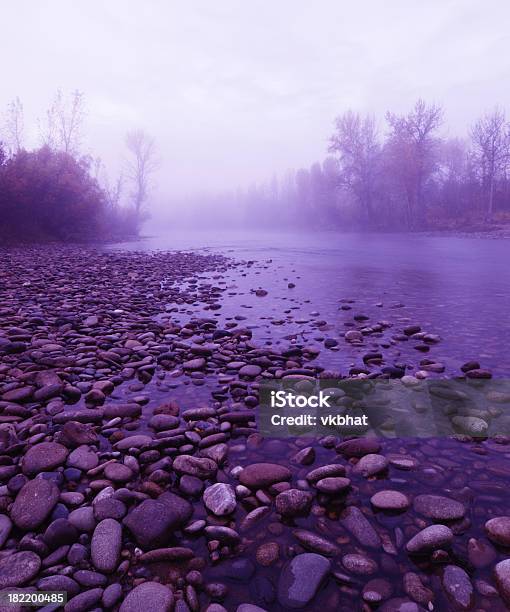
275 489 313 517
119 581 174 612
22 442 69 476
485 516 510 546
203 483 236 516
413 494 465 521
340 506 381 549
91 519 122 573
239 463 292 489
11 478 60 530
371 490 410 511
406 524 454 554
0 551 41 588
277 553 330 609
442 565 474 610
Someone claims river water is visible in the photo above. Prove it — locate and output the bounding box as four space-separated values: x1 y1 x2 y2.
110 230 510 377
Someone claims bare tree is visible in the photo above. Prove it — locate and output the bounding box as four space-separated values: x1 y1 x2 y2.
39 89 85 155
2 97 24 154
125 129 158 219
470 107 510 219
329 111 380 223
385 99 443 228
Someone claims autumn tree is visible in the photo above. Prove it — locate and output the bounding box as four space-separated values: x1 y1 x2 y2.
385 99 443 228
125 129 158 222
470 107 510 219
40 89 85 155
2 97 24 154
329 111 380 224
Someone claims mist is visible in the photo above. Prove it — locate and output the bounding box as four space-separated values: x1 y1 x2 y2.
2 0 510 234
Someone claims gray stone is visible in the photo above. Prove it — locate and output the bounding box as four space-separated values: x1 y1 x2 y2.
406 525 454 554
371 490 410 511
0 551 41 588
91 519 122 573
353 453 389 477
119 581 174 612
485 516 510 546
67 445 99 471
495 559 510 604
173 455 217 479
22 442 68 476
239 463 291 488
340 506 381 549
442 565 473 610
11 478 60 530
64 588 103 612
277 553 330 609
203 483 236 516
275 489 313 517
413 495 465 521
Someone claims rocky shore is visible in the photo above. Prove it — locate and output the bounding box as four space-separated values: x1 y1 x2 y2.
1 245 510 611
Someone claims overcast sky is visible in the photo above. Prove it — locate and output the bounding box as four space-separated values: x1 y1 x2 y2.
2 0 510 199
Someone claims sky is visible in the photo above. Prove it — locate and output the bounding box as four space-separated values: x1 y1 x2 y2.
1 0 510 202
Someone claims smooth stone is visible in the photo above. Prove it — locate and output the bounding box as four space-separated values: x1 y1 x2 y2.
315 477 350 494
102 583 123 608
104 462 133 483
91 519 122 573
68 507 96 533
340 506 381 549
442 565 474 610
123 493 191 548
371 490 410 511
277 553 330 609
292 529 340 556
43 518 79 547
239 365 262 377
0 515 12 548
0 551 41 588
363 578 393 604
119 581 174 612
306 464 345 482
353 453 389 477
406 525 454 554
22 442 68 476
11 478 60 530
239 463 292 489
93 497 127 521
336 438 381 457
173 455 217 479
203 483 236 516
342 553 378 575
64 588 103 612
495 559 510 603
37 575 80 597
413 495 465 521
403 572 434 606
256 542 280 567
485 516 510 546
275 489 313 517
114 435 153 451
67 445 99 471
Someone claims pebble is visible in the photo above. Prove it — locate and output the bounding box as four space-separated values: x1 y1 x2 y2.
442 565 474 610
11 478 60 530
239 463 292 488
91 519 122 573
406 524 454 554
485 516 510 546
277 553 331 609
119 581 174 611
275 489 313 517
22 442 68 476
370 490 410 511
0 551 41 588
203 483 236 516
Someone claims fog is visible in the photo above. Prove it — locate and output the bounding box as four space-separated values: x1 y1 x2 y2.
2 0 510 231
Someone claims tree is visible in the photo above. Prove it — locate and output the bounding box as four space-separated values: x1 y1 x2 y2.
39 90 85 155
125 129 158 222
329 111 380 224
2 97 24 154
470 107 510 219
385 99 443 228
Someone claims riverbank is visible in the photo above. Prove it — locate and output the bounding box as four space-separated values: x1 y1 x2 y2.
1 245 510 610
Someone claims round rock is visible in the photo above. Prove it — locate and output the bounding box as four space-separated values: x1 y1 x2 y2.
91 519 122 573
11 478 60 530
485 517 510 546
22 442 68 476
119 581 174 612
277 553 331 609
0 551 41 588
371 490 410 511
413 495 465 521
239 463 291 489
203 483 236 516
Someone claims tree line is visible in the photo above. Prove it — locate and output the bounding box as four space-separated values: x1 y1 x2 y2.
0 91 157 242
221 100 510 231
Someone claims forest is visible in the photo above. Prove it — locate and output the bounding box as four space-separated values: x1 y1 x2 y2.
0 91 156 242
191 100 510 232
2 96 510 240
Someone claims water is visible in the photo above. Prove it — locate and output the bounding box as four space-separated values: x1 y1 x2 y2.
110 230 510 376
105 230 510 609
